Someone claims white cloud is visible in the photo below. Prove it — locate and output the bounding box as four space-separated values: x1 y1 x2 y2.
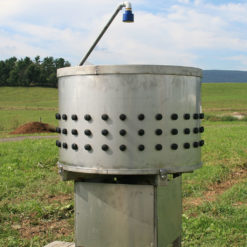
0 0 247 69
178 0 190 4
225 55 247 70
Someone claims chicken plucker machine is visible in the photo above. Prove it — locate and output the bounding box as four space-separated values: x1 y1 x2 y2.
55 2 204 247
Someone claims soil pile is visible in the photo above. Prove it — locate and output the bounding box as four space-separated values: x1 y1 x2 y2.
10 122 56 134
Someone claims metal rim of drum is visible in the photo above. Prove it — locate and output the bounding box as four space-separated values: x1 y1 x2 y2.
57 65 202 78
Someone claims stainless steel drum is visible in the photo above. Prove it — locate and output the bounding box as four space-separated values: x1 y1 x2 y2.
56 65 203 175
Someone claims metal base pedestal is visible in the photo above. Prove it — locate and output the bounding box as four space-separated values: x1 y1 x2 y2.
74 175 182 247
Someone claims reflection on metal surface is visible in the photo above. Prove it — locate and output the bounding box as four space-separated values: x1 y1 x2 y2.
57 65 203 175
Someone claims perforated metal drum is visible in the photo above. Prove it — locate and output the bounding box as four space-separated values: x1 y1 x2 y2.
56 65 203 175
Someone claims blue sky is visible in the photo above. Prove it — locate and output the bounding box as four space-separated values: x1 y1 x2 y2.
0 0 247 70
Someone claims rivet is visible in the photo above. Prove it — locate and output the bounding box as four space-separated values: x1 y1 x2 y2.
138 129 145 136
71 129 78 135
184 143 190 149
171 143 178 150
102 144 109 151
56 127 61 133
84 129 92 136
62 129 67 135
72 143 78 150
193 127 199 134
184 113 190 120
199 140 205 146
193 142 199 148
71 114 78 121
138 114 145 121
119 129 127 136
119 114 127 121
101 129 109 136
155 144 162 151
193 113 199 120
199 126 204 133
102 114 109 121
200 113 204 119
55 113 61 120
84 114 92 121
62 114 67 120
138 145 145 151
56 140 61 147
155 129 163 135
155 114 163 120
171 114 178 120
84 144 92 151
119 145 127 151
171 129 178 135
184 128 190 134
62 143 68 149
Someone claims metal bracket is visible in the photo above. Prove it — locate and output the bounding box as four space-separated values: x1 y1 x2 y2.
159 169 169 180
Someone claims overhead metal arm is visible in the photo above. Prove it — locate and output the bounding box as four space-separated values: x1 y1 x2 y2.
79 2 134 66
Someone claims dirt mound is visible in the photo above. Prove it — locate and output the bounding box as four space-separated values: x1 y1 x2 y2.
10 122 56 134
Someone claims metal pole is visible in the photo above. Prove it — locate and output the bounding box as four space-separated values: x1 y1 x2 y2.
79 4 124 66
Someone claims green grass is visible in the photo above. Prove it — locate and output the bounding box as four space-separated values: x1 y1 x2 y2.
0 84 246 246
0 139 73 247
0 87 58 108
0 87 58 137
202 83 247 114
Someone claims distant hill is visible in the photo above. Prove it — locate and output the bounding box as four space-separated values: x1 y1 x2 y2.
202 70 247 83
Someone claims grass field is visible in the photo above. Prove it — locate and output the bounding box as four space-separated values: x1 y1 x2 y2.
0 85 247 246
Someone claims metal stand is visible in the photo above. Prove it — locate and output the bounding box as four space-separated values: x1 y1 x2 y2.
74 174 182 247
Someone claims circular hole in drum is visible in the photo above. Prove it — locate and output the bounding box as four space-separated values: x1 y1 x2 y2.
193 113 199 120
119 145 127 151
84 144 92 151
155 114 163 120
55 113 61 120
171 114 178 120
184 128 190 135
138 114 145 121
71 114 78 121
72 143 78 150
184 143 190 149
199 140 205 146
199 126 204 133
138 129 145 136
183 113 190 120
119 114 127 121
84 114 92 121
101 129 109 136
138 145 145 151
155 129 163 135
171 143 178 150
200 113 204 119
84 129 92 136
155 144 162 151
171 129 178 135
102 114 109 121
102 144 109 151
193 142 199 148
71 129 78 135
193 127 199 134
56 140 61 147
62 129 67 135
119 129 127 136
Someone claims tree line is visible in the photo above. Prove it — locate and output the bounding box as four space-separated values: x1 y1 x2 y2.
0 56 71 88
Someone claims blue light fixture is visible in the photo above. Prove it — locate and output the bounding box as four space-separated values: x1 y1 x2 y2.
123 3 134 23
79 2 134 66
